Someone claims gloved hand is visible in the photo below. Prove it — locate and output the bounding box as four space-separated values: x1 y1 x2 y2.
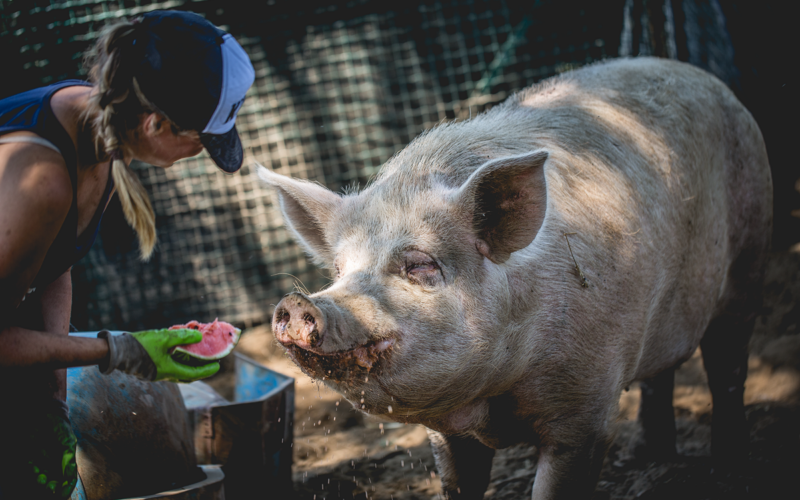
98 329 220 382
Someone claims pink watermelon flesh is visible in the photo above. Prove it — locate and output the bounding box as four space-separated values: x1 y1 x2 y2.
170 319 241 361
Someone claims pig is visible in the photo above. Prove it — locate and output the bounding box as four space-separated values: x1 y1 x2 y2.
257 56 772 499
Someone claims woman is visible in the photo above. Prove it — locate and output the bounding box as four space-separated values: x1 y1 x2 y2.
0 10 255 498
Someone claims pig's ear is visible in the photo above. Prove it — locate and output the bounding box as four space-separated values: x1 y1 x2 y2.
256 164 343 264
452 150 548 264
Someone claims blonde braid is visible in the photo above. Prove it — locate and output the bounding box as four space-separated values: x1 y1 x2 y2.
83 20 156 260
103 113 157 261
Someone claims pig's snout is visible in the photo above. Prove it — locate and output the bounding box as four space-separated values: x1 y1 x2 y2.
273 292 327 350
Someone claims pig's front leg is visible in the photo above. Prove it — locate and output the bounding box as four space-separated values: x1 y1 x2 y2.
427 429 495 499
530 424 612 500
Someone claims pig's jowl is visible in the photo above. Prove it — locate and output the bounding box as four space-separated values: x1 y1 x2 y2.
259 57 772 499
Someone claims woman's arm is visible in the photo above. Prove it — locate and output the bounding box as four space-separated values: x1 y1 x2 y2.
0 327 108 370
0 142 110 370
42 270 81 400
40 268 72 336
0 270 107 370
0 269 110 371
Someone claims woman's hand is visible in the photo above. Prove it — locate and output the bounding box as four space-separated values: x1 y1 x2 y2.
99 329 220 382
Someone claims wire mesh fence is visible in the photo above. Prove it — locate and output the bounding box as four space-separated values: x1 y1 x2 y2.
1 0 626 330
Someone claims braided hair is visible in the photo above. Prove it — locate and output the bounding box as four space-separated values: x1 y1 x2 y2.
82 19 193 260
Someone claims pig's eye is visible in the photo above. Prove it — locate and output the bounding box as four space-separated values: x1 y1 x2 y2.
403 260 442 286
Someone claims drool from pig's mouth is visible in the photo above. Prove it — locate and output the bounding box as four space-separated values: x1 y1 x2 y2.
282 339 395 381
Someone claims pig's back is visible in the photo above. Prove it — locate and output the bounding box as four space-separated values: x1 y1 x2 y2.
507 57 771 379
375 57 771 381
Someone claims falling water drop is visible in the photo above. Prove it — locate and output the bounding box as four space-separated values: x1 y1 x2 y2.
388 405 393 413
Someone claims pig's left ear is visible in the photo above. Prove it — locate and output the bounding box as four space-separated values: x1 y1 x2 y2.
452 150 548 264
256 164 343 264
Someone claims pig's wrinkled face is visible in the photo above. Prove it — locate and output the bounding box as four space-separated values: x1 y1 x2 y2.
261 149 548 422
277 191 504 421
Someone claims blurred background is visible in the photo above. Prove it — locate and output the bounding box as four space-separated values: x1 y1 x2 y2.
1 0 795 332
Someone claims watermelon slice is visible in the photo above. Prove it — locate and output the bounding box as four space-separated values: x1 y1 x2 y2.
169 319 241 366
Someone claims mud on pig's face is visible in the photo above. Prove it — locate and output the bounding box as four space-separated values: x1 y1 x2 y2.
258 150 548 421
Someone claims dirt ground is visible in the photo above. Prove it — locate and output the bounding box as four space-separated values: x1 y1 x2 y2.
209 249 800 500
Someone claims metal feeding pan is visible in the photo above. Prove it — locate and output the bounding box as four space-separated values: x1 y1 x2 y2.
66 352 225 498
70 466 225 500
65 334 293 499
181 353 295 500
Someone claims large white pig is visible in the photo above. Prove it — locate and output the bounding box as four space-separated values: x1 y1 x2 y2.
258 56 772 499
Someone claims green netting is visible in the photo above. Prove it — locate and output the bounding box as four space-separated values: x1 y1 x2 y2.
1 0 625 330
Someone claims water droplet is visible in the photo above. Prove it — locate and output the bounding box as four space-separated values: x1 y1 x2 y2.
388 405 393 413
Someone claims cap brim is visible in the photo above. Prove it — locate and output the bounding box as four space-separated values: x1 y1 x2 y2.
201 125 243 173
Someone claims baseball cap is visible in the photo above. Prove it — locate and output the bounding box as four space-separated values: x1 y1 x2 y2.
132 10 255 173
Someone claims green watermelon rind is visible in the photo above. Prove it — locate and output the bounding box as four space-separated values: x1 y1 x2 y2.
170 326 241 366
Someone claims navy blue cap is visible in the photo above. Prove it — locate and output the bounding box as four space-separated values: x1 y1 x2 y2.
133 10 255 173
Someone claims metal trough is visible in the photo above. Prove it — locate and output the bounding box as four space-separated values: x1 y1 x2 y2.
181 353 295 500
71 465 225 500
64 333 293 500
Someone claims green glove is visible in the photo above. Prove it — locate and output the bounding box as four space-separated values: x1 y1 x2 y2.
98 329 220 382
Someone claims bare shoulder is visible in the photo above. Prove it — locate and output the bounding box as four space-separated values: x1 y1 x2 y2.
0 138 72 303
0 135 73 209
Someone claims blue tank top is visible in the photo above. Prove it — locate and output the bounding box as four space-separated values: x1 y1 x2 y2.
0 80 114 288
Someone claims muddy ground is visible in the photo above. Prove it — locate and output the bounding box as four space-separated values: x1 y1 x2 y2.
208 249 800 500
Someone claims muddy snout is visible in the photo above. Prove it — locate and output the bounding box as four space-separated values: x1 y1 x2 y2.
273 292 327 350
